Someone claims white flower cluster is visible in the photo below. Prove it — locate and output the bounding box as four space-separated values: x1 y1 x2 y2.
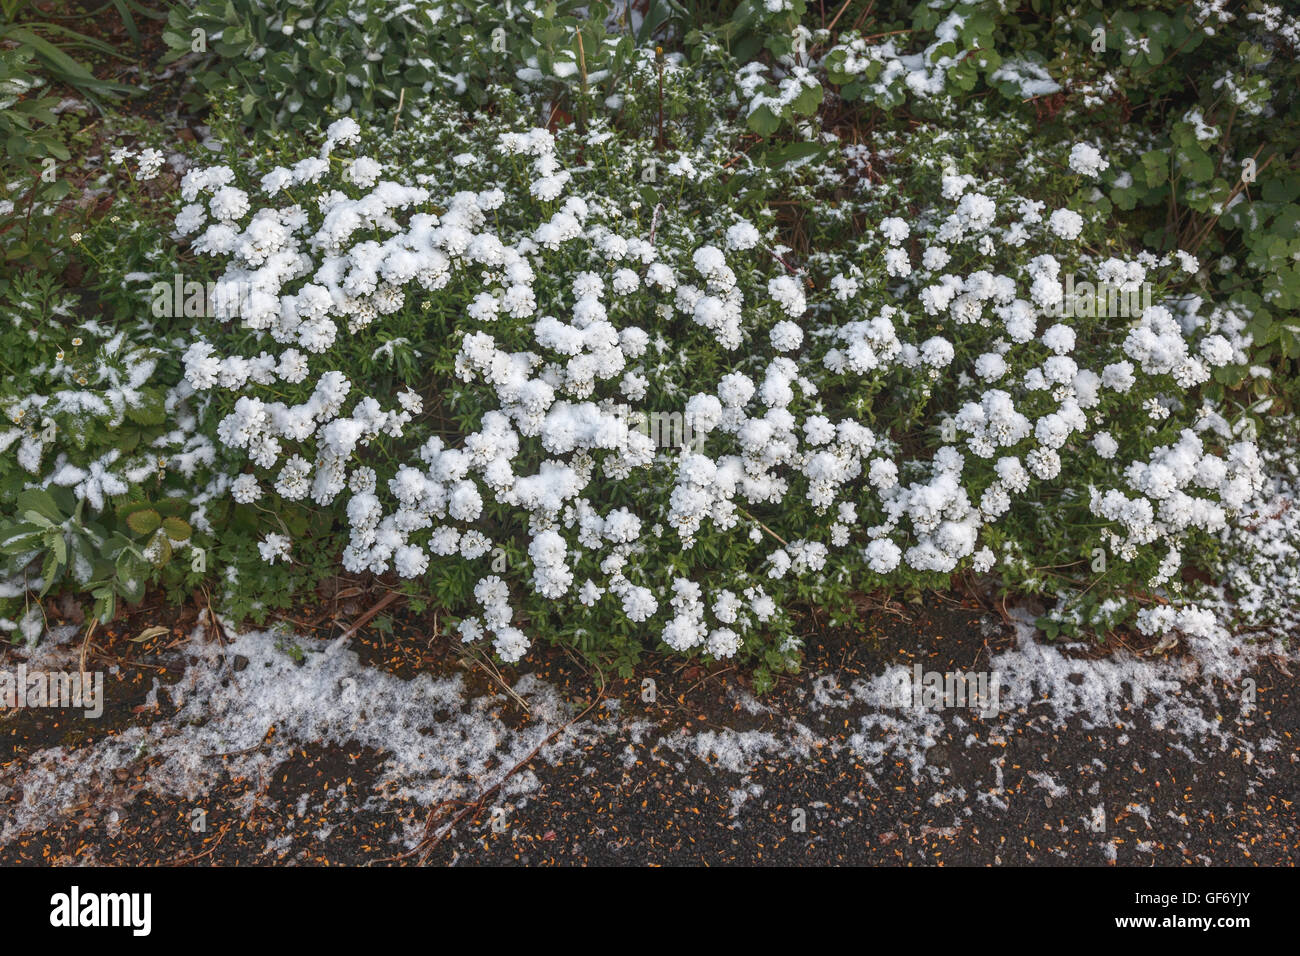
181 119 1263 664
1067 142 1109 178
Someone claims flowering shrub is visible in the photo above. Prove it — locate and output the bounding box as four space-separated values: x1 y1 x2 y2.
2 1 1294 684
167 61 1268 678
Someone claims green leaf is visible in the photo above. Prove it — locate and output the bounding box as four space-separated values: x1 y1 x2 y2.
115 563 146 603
747 104 781 137
39 549 58 597
1139 150 1168 188
93 587 115 624
17 488 62 522
0 529 45 555
124 387 167 426
21 510 55 530
761 141 825 168
1174 142 1213 182
148 531 173 567
154 498 189 517
125 509 161 535
161 517 192 541
1262 177 1300 204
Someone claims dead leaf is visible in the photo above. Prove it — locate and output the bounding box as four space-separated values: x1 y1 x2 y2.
1150 633 1179 655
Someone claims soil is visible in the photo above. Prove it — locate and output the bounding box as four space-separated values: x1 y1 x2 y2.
2 592 1294 866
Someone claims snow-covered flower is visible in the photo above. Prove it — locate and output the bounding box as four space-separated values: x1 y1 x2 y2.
1048 208 1084 240
1067 143 1109 178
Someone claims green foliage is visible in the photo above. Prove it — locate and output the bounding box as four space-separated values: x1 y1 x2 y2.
162 0 641 128
0 45 73 270
692 0 809 63
0 1 137 109
0 487 197 623
0 271 192 506
0 45 68 174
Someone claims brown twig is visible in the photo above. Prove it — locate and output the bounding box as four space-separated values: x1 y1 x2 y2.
766 247 815 289
1183 148 1277 253
405 669 608 864
337 589 403 642
79 618 97 679
169 820 232 865
738 507 789 546
462 646 531 713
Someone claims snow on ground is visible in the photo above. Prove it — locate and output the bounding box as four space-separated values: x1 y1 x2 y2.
2 601 1294 848
1 624 604 847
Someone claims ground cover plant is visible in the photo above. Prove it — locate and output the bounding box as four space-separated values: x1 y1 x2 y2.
2 0 1298 692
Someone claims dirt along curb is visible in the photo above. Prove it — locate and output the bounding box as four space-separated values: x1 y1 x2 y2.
1 593 1295 865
